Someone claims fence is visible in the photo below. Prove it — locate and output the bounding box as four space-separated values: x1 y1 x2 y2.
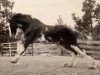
1 42 33 57
1 42 17 57
78 40 100 60
1 40 100 59
32 43 61 56
1 42 62 56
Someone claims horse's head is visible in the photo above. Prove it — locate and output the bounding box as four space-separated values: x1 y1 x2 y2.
9 13 35 37
9 13 45 40
9 13 24 38
9 20 18 38
9 22 23 39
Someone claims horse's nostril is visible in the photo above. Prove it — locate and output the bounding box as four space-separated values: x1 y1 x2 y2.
14 35 17 39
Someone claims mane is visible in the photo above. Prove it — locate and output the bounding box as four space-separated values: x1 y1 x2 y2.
11 13 44 25
12 13 31 19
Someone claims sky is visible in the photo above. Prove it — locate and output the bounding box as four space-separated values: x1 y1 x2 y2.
10 0 100 27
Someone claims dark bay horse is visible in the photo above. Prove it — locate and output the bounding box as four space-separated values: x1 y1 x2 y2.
9 13 96 69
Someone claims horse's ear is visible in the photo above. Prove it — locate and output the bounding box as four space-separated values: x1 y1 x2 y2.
8 18 12 23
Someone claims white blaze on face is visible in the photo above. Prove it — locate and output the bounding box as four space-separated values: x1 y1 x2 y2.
15 28 21 39
14 27 24 40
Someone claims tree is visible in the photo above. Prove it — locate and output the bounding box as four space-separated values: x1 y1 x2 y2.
55 15 65 25
0 0 14 43
94 4 100 24
72 0 96 35
92 24 100 40
92 4 100 40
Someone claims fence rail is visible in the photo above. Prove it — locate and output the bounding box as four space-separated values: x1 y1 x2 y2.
1 42 17 57
1 42 34 57
77 40 100 60
1 40 100 59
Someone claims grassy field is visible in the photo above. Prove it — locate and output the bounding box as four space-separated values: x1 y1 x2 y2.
0 56 100 75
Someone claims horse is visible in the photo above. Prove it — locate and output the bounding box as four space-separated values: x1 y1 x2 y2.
9 13 96 69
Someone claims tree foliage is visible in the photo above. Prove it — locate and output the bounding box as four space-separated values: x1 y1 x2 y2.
72 0 96 35
92 4 100 40
0 0 14 43
92 24 100 40
94 4 100 24
55 15 65 25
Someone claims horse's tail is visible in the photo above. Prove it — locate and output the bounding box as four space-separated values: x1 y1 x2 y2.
74 31 87 40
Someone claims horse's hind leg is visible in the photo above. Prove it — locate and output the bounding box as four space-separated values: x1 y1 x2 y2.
71 45 96 69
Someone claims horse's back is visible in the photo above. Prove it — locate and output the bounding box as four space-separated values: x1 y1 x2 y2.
45 25 77 45
55 25 77 45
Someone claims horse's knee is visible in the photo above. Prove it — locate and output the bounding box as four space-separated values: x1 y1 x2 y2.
73 51 78 56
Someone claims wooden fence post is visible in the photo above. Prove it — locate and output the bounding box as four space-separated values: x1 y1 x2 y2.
9 43 11 57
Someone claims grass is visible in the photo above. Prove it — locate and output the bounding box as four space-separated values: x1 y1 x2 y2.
0 56 100 75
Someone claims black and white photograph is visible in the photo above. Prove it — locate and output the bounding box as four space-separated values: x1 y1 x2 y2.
0 0 100 75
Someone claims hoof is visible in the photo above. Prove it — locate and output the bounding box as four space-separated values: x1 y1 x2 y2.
11 58 19 64
64 63 73 68
11 60 17 64
88 66 96 70
64 63 68 67
68 65 74 67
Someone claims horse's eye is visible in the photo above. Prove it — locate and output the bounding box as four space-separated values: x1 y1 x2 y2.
47 36 52 40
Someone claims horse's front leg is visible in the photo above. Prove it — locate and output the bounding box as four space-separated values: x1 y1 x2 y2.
59 45 78 67
68 52 77 67
11 41 26 63
64 46 78 67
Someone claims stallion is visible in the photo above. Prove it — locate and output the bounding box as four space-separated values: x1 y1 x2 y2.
9 13 96 69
